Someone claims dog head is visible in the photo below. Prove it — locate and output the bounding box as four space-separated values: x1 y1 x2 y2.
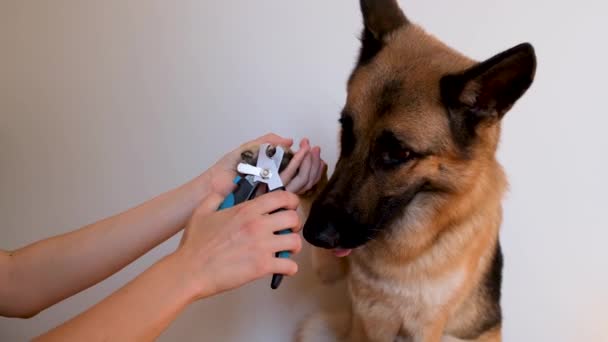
303 0 536 251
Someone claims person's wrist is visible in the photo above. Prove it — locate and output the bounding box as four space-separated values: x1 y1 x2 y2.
168 248 216 303
182 171 213 208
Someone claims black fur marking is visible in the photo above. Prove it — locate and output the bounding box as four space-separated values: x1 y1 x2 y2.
376 130 418 154
372 130 418 170
356 28 384 67
486 242 503 308
440 43 536 151
339 111 356 157
457 43 536 118
359 0 408 38
458 242 503 340
375 180 427 229
356 0 408 67
377 79 403 117
441 73 501 156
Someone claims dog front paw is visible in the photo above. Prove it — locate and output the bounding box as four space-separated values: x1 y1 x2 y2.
240 145 294 172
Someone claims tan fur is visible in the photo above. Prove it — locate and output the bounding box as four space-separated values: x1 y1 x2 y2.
298 22 510 342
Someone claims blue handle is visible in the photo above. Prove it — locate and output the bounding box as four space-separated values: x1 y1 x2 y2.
275 229 293 259
270 186 293 290
220 178 292 289
218 176 242 210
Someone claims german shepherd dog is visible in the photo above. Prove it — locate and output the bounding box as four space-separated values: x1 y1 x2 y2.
296 1 536 341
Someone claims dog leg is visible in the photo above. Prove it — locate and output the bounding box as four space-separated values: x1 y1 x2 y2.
296 310 351 342
347 299 402 342
295 168 348 285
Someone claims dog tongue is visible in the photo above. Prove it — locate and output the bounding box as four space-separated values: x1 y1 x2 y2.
333 248 352 257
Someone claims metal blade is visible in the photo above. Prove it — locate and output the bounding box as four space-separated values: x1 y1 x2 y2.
237 163 271 179
254 143 284 190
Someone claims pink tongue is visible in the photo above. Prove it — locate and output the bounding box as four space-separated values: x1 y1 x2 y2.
333 248 352 257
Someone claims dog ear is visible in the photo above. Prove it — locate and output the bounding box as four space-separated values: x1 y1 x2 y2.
357 0 408 65
441 43 537 143
442 43 537 120
360 0 408 39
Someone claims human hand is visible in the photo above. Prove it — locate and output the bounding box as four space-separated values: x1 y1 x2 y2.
200 133 294 202
196 133 326 213
279 138 326 195
175 190 303 300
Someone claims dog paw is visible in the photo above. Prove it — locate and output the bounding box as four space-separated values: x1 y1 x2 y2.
240 145 294 172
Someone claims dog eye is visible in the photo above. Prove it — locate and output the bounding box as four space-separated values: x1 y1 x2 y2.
380 149 414 167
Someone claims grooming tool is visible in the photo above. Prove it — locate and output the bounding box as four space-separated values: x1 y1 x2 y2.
218 143 293 289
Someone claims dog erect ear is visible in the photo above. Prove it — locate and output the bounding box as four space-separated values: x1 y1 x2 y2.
360 0 407 39
441 43 537 143
357 0 408 65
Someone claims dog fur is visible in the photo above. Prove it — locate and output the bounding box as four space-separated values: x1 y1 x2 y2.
297 1 536 341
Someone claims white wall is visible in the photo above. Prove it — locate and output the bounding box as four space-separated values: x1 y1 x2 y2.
1 1 606 341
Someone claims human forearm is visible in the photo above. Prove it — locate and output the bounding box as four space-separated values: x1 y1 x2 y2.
1 174 208 317
0 133 320 319
31 190 305 341
33 252 196 342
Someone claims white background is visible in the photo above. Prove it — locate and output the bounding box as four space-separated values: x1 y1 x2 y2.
1 1 607 341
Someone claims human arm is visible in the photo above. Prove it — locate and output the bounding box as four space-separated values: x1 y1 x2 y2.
34 190 303 342
0 133 301 318
0 176 207 319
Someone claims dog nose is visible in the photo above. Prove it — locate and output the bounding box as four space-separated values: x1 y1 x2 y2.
304 201 374 250
305 221 340 249
318 223 340 246
303 204 346 249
